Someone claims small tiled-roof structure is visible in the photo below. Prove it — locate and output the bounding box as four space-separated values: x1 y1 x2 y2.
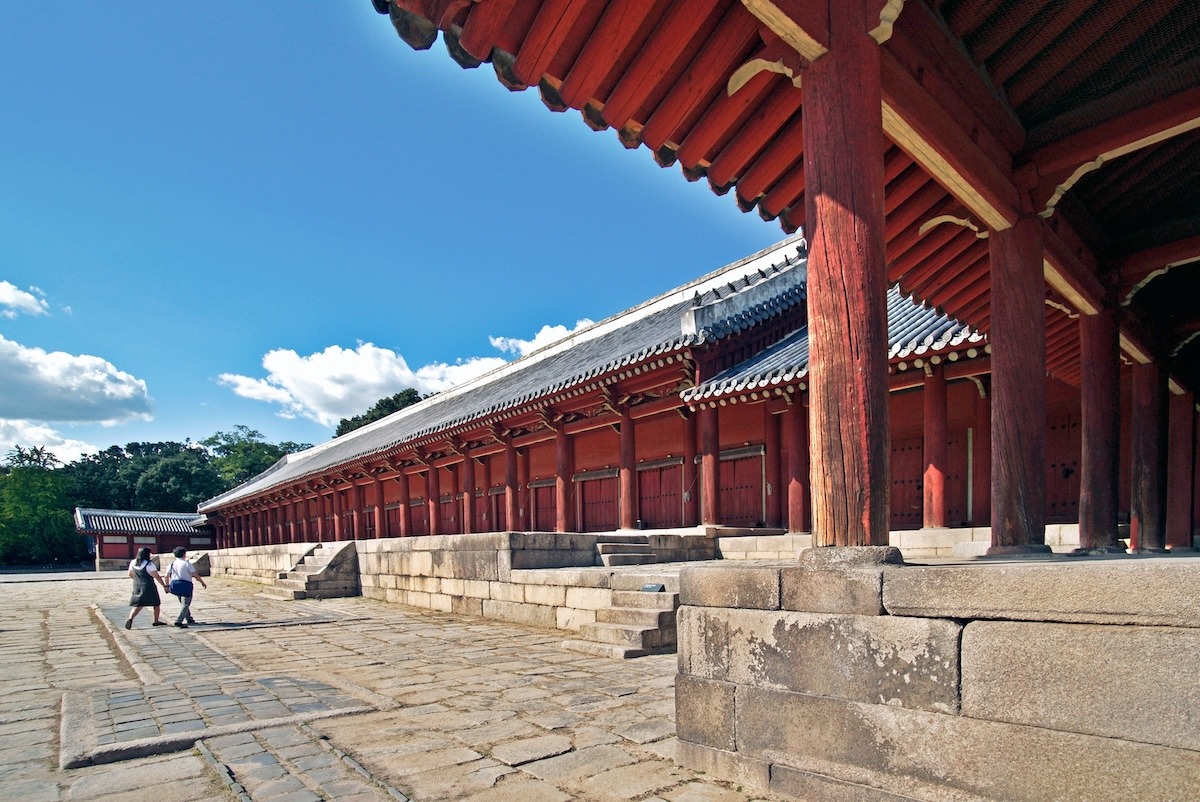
75 508 213 570
200 237 986 516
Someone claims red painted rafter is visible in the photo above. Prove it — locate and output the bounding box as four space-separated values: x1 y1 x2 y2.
556 0 669 110
512 0 592 87
1118 234 1200 300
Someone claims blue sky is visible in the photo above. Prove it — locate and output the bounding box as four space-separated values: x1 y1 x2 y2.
0 3 781 463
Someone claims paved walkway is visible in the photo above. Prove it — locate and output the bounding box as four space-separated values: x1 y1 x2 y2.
0 572 783 801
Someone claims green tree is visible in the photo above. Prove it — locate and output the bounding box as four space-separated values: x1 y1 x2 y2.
201 425 311 487
134 447 225 511
334 389 424 437
0 449 84 564
65 441 198 510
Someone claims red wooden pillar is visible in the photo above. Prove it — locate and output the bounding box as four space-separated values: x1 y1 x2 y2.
373 475 386 539
923 366 948 528
353 483 365 539
1130 361 1167 550
765 408 783 528
518 448 530 530
425 467 440 536
1167 391 1196 550
683 412 699 526
700 405 720 525
803 0 890 547
619 407 637 529
785 400 810 533
396 473 411 537
462 456 476 534
1078 308 1122 550
988 214 1049 552
504 439 519 531
315 493 326 541
971 384 991 527
555 425 574 532
332 489 344 541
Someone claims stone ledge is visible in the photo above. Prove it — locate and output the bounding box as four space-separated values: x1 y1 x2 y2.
679 564 785 609
883 557 1200 627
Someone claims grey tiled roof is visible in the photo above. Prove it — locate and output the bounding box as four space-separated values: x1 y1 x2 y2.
74 507 204 535
198 237 809 512
681 286 984 402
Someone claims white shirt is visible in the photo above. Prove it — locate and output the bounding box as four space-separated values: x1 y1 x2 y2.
165 558 197 583
129 559 160 578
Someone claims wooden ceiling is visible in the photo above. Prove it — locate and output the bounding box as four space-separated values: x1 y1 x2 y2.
372 0 1200 392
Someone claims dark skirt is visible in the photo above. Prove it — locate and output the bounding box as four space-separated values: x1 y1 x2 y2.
129 565 160 607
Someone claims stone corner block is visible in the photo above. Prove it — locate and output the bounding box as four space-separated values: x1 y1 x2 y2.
673 739 770 793
679 564 781 609
675 674 738 755
782 565 885 616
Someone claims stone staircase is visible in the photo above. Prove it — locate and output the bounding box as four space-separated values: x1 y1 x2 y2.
259 541 360 600
561 570 681 659
595 535 657 567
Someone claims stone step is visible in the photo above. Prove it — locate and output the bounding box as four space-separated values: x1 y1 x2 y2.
595 606 675 627
596 542 653 555
275 578 310 591
559 639 669 660
578 621 676 650
259 586 307 600
609 572 682 592
610 590 680 610
600 553 658 567
284 570 321 582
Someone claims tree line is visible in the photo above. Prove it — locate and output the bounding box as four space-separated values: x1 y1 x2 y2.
0 390 425 566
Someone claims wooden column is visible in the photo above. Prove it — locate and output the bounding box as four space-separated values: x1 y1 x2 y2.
396 474 411 537
700 405 720 525
1078 308 1122 550
504 439 519 531
555 425 574 532
988 214 1049 552
765 409 783 528
462 456 476 535
332 489 344 541
683 412 699 526
619 407 637 529
353 482 366 539
518 448 530 530
923 365 948 528
373 476 386 539
1167 391 1196 550
785 400 810 533
971 384 991 527
426 468 440 536
1130 361 1168 550
803 0 890 547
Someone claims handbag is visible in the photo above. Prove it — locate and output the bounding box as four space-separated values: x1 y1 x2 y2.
169 579 193 596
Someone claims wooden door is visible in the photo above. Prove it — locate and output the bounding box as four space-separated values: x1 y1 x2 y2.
638 464 683 528
579 476 619 532
720 455 764 527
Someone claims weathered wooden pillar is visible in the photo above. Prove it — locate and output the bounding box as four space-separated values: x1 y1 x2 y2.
518 448 530 530
555 425 574 532
479 457 492 532
426 467 441 536
785 399 810 533
803 0 890 547
373 476 386 539
923 365 948 528
504 439 519 531
395 473 411 537
988 214 1049 553
1077 308 1122 550
765 408 783 528
700 405 720 525
462 456 476 535
683 412 699 526
354 482 366 539
332 488 344 541
1167 391 1196 550
971 383 991 527
1130 361 1168 550
619 407 637 529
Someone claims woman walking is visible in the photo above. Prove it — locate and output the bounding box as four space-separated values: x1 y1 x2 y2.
164 546 207 628
125 547 168 629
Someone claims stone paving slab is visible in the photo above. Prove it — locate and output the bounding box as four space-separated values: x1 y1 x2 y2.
2 572 785 801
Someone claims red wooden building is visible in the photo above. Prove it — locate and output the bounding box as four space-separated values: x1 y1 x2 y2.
201 0 1200 554
75 507 214 571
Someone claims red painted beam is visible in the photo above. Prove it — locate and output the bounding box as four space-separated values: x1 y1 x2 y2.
557 0 668 109
512 0 592 87
1118 234 1200 301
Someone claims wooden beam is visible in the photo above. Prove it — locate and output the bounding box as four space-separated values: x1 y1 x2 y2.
511 0 591 87
740 0 829 63
1118 234 1200 303
557 0 667 109
1042 223 1105 316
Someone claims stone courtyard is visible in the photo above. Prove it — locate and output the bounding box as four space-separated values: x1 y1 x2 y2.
0 571 784 802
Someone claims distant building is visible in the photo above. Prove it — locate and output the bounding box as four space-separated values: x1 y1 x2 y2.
74 508 213 571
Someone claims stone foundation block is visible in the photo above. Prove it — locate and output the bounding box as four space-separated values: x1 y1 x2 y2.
524 584 567 607
483 599 557 629
428 593 453 613
432 549 499 580
565 586 611 610
734 685 1200 802
556 607 595 631
962 620 1200 750
678 607 960 713
782 546 902 616
769 764 917 802
673 740 769 793
450 597 483 617
883 558 1200 627
489 582 525 603
679 564 782 609
675 675 736 752
462 579 491 599
440 577 464 596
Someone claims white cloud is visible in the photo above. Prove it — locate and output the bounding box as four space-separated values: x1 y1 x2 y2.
0 334 154 423
219 342 506 428
489 319 594 356
0 281 49 319
0 419 98 465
